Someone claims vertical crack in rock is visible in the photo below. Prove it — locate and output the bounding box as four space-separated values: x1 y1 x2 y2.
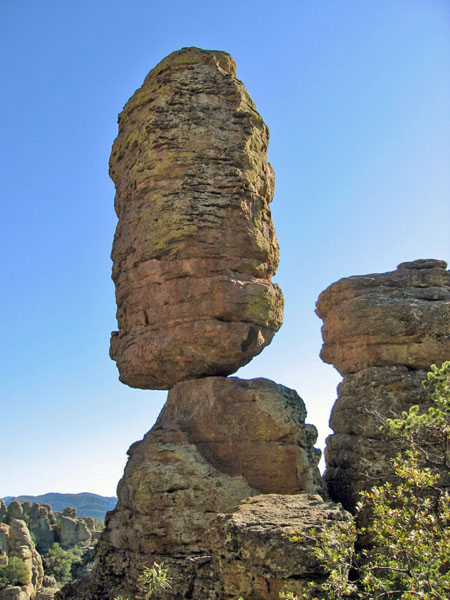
316 259 450 510
109 47 284 390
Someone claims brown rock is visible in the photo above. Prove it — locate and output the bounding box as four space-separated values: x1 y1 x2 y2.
0 501 6 522
109 47 283 389
316 259 450 375
324 365 434 509
0 524 9 554
28 504 55 554
6 503 23 523
317 260 450 510
0 588 28 600
209 494 351 600
65 377 322 599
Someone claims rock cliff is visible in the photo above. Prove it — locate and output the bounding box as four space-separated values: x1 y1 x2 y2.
109 47 283 389
316 259 450 509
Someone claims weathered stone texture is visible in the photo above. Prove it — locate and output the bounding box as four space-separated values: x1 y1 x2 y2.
210 494 351 600
316 259 450 375
68 377 322 599
0 519 44 600
109 47 283 389
0 502 100 555
324 365 434 509
318 260 450 509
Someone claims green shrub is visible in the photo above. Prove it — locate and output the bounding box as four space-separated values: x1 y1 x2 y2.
0 556 30 587
286 361 450 600
113 562 172 599
42 543 83 585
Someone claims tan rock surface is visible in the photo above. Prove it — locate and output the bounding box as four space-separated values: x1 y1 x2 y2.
3 519 44 598
109 47 283 389
324 365 435 509
316 259 450 375
209 494 351 600
318 259 450 510
62 377 322 599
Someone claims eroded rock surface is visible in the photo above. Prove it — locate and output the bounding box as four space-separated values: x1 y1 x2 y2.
316 259 449 375
0 502 101 555
109 47 283 389
317 260 450 509
209 494 351 600
0 519 43 600
66 377 322 599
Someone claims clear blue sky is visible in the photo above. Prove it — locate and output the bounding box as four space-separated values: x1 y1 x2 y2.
1 0 449 497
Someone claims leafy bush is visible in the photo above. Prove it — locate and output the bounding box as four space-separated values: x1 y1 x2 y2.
114 562 172 599
42 543 83 585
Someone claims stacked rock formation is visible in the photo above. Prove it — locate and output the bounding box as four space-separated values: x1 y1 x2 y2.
316 259 450 509
0 516 45 600
59 48 350 600
0 501 101 554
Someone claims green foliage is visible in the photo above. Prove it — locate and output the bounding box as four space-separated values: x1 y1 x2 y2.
0 556 30 588
113 562 172 600
42 543 83 585
137 563 172 599
384 361 450 472
288 361 450 600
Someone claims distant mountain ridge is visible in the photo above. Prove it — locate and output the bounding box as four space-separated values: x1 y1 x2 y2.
2 492 117 520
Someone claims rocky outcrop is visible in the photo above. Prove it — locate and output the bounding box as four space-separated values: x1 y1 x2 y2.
317 259 450 509
65 377 324 599
0 519 43 600
210 494 351 600
58 47 359 600
316 258 449 375
0 502 101 554
109 47 283 389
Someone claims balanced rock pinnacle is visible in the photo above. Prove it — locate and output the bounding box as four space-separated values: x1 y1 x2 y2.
109 47 283 389
317 259 450 509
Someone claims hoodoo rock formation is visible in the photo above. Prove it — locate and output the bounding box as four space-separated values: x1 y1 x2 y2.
109 47 283 390
57 41 450 599
0 518 44 600
57 47 350 600
0 501 101 554
317 259 450 509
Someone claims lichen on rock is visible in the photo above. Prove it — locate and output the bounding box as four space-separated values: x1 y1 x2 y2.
109 47 283 390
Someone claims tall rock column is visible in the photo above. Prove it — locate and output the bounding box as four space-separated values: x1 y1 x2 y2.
109 46 283 390
316 259 450 509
